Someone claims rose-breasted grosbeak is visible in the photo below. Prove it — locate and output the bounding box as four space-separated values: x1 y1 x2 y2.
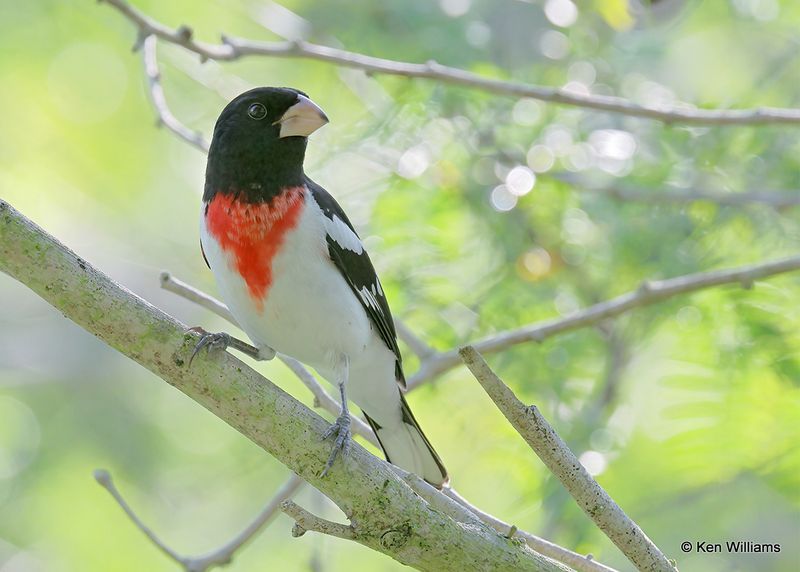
193 87 448 487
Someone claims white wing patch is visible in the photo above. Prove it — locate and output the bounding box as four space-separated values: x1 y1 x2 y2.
359 286 380 311
324 215 364 254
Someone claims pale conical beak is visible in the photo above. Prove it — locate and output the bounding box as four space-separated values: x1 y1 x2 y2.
275 94 329 138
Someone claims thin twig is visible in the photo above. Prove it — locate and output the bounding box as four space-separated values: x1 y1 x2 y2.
94 469 304 571
189 476 305 570
281 500 355 540
94 469 184 564
459 347 677 572
141 35 209 152
442 488 617 572
161 271 234 322
100 0 800 126
407 255 800 388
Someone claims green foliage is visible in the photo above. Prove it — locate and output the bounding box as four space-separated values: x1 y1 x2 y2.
0 0 798 571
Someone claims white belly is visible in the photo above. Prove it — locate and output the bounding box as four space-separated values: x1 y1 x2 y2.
200 190 372 373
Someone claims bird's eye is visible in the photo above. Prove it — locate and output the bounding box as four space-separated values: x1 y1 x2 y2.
247 103 267 120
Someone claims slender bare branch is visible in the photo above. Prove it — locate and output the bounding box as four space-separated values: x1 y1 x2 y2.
281 500 355 540
459 347 676 572
442 488 617 572
161 271 235 322
94 469 185 565
100 0 800 127
141 35 209 152
94 469 304 571
408 254 800 388
192 476 305 570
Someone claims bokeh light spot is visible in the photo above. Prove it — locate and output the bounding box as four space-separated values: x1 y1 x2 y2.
544 0 578 28
579 450 608 476
490 185 518 212
517 247 552 281
539 30 570 59
512 98 542 126
397 145 430 179
440 0 471 17
589 129 637 160
568 61 597 86
526 144 555 173
465 21 491 47
505 166 536 196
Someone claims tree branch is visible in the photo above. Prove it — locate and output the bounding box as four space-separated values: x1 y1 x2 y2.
100 0 800 127
141 35 209 152
441 488 617 572
407 255 800 388
94 469 305 571
459 347 677 572
160 272 620 572
281 500 355 540
0 200 572 571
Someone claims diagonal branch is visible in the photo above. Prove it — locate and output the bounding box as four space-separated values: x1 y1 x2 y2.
100 0 800 126
459 347 677 572
407 254 800 388
159 272 619 572
94 469 304 571
441 488 618 572
0 200 570 572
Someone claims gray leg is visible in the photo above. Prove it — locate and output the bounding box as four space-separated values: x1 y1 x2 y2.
320 355 351 477
188 327 274 366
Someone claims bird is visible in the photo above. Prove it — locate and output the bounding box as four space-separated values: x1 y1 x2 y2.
192 86 449 487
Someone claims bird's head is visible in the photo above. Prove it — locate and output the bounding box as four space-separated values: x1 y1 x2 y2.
205 87 329 200
213 86 328 142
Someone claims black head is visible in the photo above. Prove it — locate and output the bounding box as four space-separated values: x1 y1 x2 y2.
204 87 329 202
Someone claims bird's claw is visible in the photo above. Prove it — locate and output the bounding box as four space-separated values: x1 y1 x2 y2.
188 327 231 366
320 413 351 477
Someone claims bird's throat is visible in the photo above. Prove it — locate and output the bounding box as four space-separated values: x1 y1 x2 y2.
205 187 306 310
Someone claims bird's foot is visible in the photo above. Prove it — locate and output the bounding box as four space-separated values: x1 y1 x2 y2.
187 327 231 366
320 413 351 477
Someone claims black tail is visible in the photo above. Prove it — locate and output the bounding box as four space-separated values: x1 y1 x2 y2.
364 392 449 488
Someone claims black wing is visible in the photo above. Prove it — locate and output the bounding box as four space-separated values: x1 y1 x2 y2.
306 178 404 386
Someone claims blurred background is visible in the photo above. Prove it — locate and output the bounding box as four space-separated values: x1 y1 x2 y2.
1 0 799 570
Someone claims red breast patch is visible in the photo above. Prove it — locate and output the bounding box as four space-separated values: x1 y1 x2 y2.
206 187 306 311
